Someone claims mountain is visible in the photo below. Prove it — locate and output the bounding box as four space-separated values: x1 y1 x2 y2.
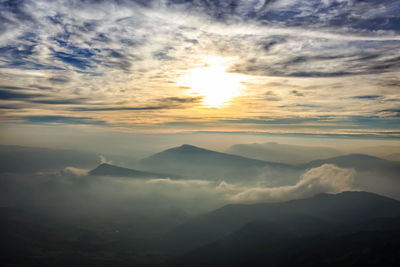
303 153 400 172
140 144 297 182
227 142 342 164
301 154 400 199
174 219 400 267
89 163 173 178
166 191 400 252
386 153 400 162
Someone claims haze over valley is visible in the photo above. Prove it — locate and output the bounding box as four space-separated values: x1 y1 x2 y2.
1 140 400 266
1 0 400 265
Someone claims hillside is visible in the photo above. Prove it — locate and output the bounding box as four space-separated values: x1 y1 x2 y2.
166 191 400 252
89 163 173 178
140 144 296 181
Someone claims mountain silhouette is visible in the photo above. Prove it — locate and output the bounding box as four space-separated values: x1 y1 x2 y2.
227 142 341 164
167 191 400 252
89 163 174 178
303 153 400 172
140 144 296 181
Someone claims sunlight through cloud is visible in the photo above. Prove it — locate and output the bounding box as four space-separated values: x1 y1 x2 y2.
180 57 246 107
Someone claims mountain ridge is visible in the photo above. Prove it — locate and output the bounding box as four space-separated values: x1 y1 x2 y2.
303 153 400 172
227 142 342 164
166 191 400 252
89 163 176 178
140 144 298 182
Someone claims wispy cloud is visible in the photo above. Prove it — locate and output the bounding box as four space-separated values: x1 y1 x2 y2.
0 0 398 135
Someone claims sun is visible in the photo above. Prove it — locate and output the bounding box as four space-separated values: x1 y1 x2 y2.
181 57 245 107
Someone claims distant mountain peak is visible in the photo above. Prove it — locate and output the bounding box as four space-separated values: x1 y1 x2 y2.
159 144 222 155
89 163 171 178
339 153 383 160
303 153 400 172
140 144 292 181
98 162 112 167
312 191 380 199
176 144 204 151
180 144 197 148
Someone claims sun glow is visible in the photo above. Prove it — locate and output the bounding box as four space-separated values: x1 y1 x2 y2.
181 57 245 107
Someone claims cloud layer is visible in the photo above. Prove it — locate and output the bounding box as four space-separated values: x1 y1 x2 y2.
230 164 356 203
0 0 399 137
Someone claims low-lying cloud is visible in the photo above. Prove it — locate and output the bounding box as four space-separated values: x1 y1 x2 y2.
147 178 211 186
230 164 356 203
60 166 89 177
0 164 359 223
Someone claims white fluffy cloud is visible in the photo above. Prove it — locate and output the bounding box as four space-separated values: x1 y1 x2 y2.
60 166 89 176
230 164 356 203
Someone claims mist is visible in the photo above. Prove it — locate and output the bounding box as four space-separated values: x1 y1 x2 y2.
1 141 399 266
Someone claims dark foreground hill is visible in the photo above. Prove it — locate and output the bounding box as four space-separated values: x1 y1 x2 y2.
174 221 400 267
166 191 400 252
2 191 400 267
169 191 400 267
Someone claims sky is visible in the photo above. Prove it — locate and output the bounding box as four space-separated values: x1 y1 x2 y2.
1 0 400 148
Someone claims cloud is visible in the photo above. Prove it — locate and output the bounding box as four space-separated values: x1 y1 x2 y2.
221 117 328 125
230 164 356 203
22 115 105 125
0 89 43 100
160 96 203 104
352 95 382 100
0 0 399 135
71 106 169 111
99 155 112 164
48 76 71 84
291 90 304 97
147 178 211 186
30 98 86 105
60 166 89 176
